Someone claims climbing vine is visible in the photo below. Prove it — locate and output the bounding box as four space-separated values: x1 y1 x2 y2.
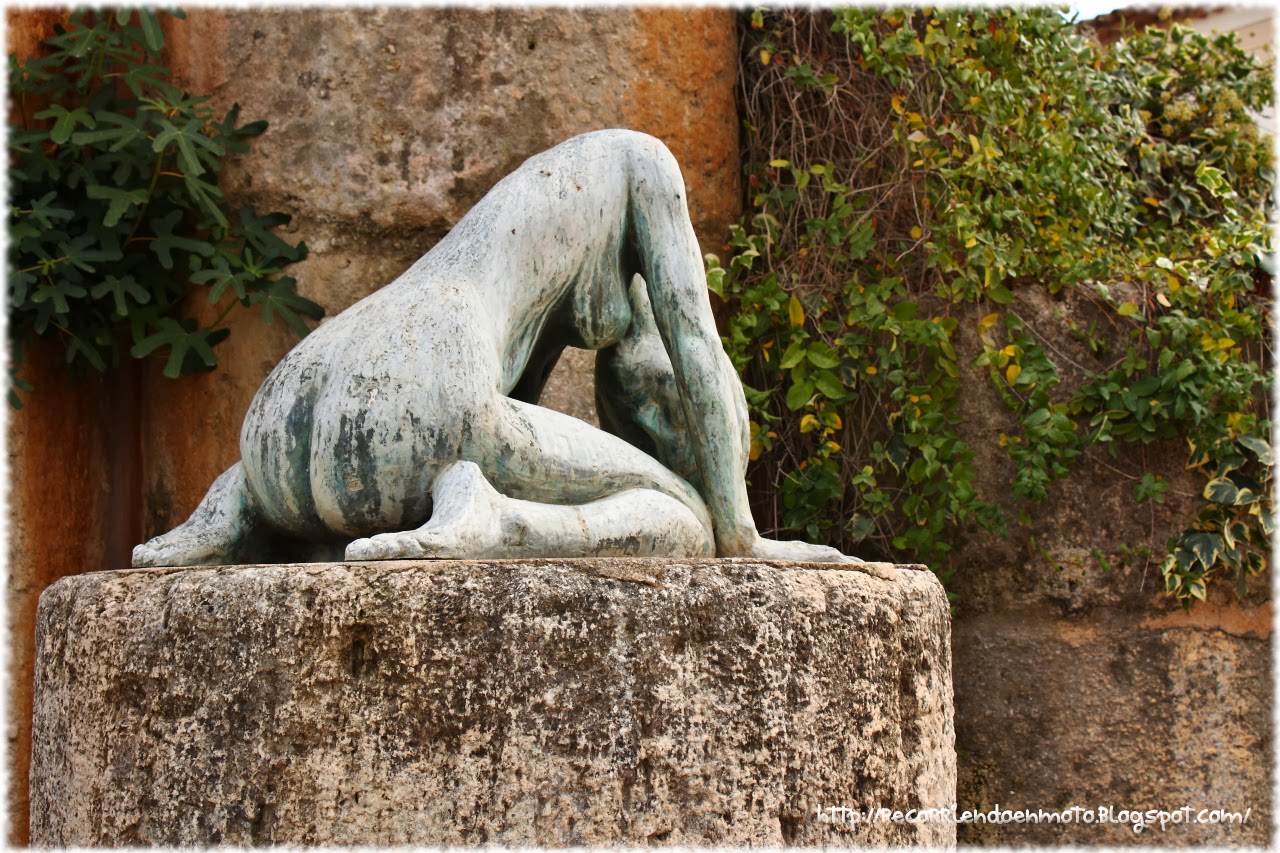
710 8 1273 605
7 8 321 406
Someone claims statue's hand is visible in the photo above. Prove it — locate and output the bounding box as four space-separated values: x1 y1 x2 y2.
726 534 863 564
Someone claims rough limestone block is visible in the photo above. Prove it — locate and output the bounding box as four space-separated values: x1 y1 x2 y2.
31 559 955 846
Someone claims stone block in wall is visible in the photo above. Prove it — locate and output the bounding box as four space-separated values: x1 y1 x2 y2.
953 599 1271 846
31 559 954 846
165 8 739 260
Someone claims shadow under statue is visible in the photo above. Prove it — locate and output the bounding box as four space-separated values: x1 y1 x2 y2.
133 130 860 566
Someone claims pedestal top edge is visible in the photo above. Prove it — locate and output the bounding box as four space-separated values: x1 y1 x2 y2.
79 556 930 582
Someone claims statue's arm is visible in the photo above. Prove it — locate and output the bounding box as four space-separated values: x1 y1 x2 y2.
649 308 759 554
643 274 858 563
625 136 858 563
622 136 860 560
626 167 760 554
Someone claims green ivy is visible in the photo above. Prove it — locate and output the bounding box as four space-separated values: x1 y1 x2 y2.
714 8 1272 606
8 8 322 406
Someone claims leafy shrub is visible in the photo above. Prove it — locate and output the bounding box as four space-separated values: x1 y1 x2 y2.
711 8 1273 605
8 8 321 406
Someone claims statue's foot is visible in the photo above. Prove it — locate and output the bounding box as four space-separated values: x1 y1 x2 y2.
345 461 505 560
131 463 254 567
745 537 863 564
132 533 225 568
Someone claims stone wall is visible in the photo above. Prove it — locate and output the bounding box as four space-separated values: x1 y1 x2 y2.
6 8 740 844
953 590 1270 846
945 287 1272 846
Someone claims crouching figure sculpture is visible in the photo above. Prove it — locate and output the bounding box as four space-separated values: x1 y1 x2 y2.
133 130 860 566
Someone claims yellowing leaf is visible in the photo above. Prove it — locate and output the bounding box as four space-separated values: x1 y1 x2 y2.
1006 363 1022 384
865 365 878 375
799 414 820 433
910 226 923 239
827 413 843 431
1218 337 1236 350
825 441 841 453
968 133 981 154
1143 196 1161 207
978 312 999 335
760 49 771 65
768 158 790 168
965 237 978 248
891 94 905 115
1000 344 1019 357
905 111 924 127
788 294 805 327
1117 301 1139 316
749 439 762 461
1156 292 1171 307
969 95 982 106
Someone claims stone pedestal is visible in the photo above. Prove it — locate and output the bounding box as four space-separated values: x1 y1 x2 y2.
30 559 955 846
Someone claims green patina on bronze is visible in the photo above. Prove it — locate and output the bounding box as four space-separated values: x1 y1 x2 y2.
134 131 861 566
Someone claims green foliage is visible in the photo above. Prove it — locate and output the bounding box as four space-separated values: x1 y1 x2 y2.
716 8 1273 604
8 8 321 405
1162 432 1272 603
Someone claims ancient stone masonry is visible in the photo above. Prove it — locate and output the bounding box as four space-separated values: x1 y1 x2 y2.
31 559 955 846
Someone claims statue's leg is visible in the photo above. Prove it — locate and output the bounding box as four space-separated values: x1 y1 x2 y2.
344 460 711 560
344 397 715 560
132 463 260 567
